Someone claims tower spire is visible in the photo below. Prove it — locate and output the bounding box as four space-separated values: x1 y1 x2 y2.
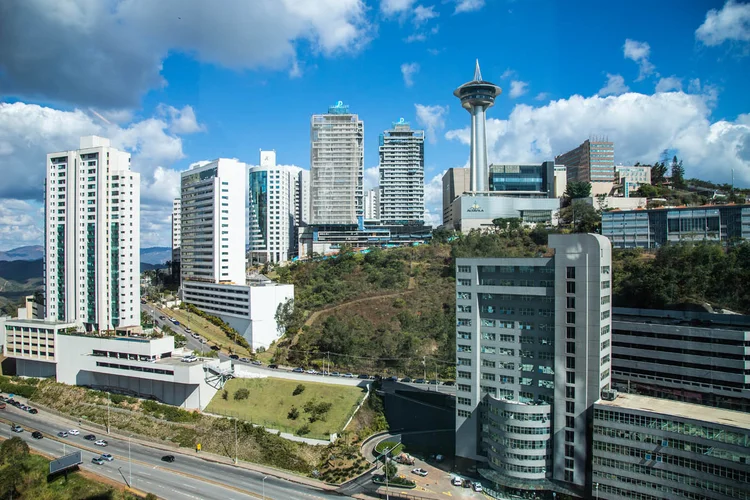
474 59 482 81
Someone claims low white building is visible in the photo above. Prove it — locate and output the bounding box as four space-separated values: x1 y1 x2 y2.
583 196 647 211
3 318 228 409
447 193 561 231
182 276 294 350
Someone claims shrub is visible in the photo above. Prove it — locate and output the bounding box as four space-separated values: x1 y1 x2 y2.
297 424 311 436
221 390 228 400
234 388 250 401
292 384 306 396
288 407 300 420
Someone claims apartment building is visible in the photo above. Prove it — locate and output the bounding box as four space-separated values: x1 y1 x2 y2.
310 101 364 226
555 139 615 184
364 188 380 221
180 158 246 285
378 119 425 225
45 136 140 331
592 393 750 500
442 167 471 226
171 197 181 266
455 233 612 498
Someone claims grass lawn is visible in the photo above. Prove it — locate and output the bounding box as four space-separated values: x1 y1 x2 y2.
159 306 252 357
206 377 365 439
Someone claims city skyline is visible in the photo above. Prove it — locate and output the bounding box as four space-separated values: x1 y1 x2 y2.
1 0 749 250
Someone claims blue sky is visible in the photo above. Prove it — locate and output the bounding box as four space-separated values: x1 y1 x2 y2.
0 0 749 249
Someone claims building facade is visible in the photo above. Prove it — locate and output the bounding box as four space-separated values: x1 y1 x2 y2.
171 197 181 265
180 158 246 285
378 119 425 225
364 188 380 221
455 233 612 497
310 101 364 226
488 162 555 197
592 393 750 500
611 307 750 413
556 139 615 184
45 136 140 331
554 166 567 198
601 205 750 248
442 167 471 226
615 165 651 195
447 194 560 231
248 151 309 264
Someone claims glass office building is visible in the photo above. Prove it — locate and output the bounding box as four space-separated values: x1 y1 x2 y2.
488 161 555 197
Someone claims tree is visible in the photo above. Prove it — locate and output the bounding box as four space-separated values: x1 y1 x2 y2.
275 299 304 336
0 437 29 464
670 156 685 188
559 200 601 233
564 181 592 200
636 184 659 198
288 407 300 420
293 384 306 396
234 388 250 401
651 162 668 185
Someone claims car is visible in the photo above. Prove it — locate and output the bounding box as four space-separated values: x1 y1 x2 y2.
452 476 463 486
429 380 440 385
414 378 426 384
161 455 175 463
385 376 398 382
11 425 22 433
91 457 105 465
21 405 30 411
0 402 5 410
305 369 317 374
159 315 166 320
401 377 412 383
473 482 483 492
84 434 96 441
94 439 108 447
462 479 472 489
229 354 239 360
28 408 38 414
293 367 304 373
411 468 428 477
181 356 197 363
32 431 43 439
184 327 192 334
251 360 262 366
268 364 278 369
358 374 369 379
57 431 69 438
343 373 354 378
69 429 80 435
330 371 340 377
101 453 114 462
443 381 455 386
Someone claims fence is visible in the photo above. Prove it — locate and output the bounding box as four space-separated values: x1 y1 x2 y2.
203 409 333 445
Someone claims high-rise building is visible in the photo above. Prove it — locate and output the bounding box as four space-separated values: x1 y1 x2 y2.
455 233 612 497
45 136 140 331
310 101 364 226
171 197 181 266
453 60 501 193
553 165 567 198
248 151 309 264
442 167 471 226
364 188 380 221
555 139 615 183
180 158 246 285
378 119 425 225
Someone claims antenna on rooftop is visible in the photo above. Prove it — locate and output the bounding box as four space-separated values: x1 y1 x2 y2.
474 59 483 81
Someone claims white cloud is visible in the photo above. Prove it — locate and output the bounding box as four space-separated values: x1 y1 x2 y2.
415 104 449 143
405 33 427 42
401 62 420 87
0 200 44 251
655 76 683 93
500 68 516 80
454 0 485 14
509 80 529 99
444 91 750 189
423 171 445 227
696 0 750 47
598 74 630 96
0 101 205 248
535 92 550 101
623 39 656 80
364 166 380 190
413 5 439 25
381 0 416 15
0 0 371 108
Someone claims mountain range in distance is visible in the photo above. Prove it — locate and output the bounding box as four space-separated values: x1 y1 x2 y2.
0 245 173 266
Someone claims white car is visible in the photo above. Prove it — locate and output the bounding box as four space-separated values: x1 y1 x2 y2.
473 482 483 492
452 476 463 486
306 369 317 374
100 453 114 461
411 468 428 477
69 429 80 436
94 439 108 447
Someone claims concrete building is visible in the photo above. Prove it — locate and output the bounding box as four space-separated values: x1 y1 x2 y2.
180 158 246 285
310 101 364 226
615 165 651 196
583 196 647 212
17 295 43 320
3 319 227 409
489 162 555 197
378 119 425 225
171 197 181 266
45 136 140 331
592 393 750 500
601 204 750 248
453 60 501 193
455 233 612 498
553 166 567 198
181 276 293 350
364 188 380 221
442 167 471 226
447 195 560 231
556 139 615 184
611 307 750 413
248 151 309 264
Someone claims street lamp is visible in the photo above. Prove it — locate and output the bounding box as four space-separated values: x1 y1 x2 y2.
129 435 132 487
262 475 268 499
595 482 599 499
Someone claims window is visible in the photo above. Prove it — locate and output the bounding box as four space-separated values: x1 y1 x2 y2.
566 311 575 324
600 354 610 366
601 310 610 320
458 279 472 286
566 386 575 399
482 359 495 368
566 342 575 354
601 265 610 274
458 384 471 392
457 265 471 273
481 346 496 354
564 470 573 482
457 397 472 405
481 332 496 341
565 444 574 458
565 430 574 443
566 371 575 384
601 280 611 290
566 326 575 339
566 416 574 428
601 325 610 335
566 267 575 279
458 371 472 379
458 331 471 340
601 339 610 350
457 318 472 326
457 345 472 353
482 373 495 381
601 295 610 305
458 409 471 418
566 281 575 294
566 357 575 369
566 401 575 413
458 358 471 366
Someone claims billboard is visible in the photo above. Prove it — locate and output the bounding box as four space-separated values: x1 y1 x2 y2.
49 451 83 474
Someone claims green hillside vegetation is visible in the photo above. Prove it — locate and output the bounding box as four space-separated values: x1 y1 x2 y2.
271 229 750 376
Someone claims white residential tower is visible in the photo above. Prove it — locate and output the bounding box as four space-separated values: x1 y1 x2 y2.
378 119 425 225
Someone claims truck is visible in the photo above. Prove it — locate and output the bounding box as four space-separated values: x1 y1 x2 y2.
395 452 415 465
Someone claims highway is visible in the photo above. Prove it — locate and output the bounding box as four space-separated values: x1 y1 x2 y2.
2 403 345 500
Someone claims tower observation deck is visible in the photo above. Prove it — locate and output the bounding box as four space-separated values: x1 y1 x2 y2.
453 60 502 192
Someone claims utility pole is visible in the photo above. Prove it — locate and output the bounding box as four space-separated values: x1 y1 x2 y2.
262 475 268 500
234 418 238 464
422 356 426 382
435 360 439 393
107 392 110 434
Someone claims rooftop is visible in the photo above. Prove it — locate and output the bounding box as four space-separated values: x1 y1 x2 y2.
597 393 750 429
612 307 750 331
4 318 76 327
